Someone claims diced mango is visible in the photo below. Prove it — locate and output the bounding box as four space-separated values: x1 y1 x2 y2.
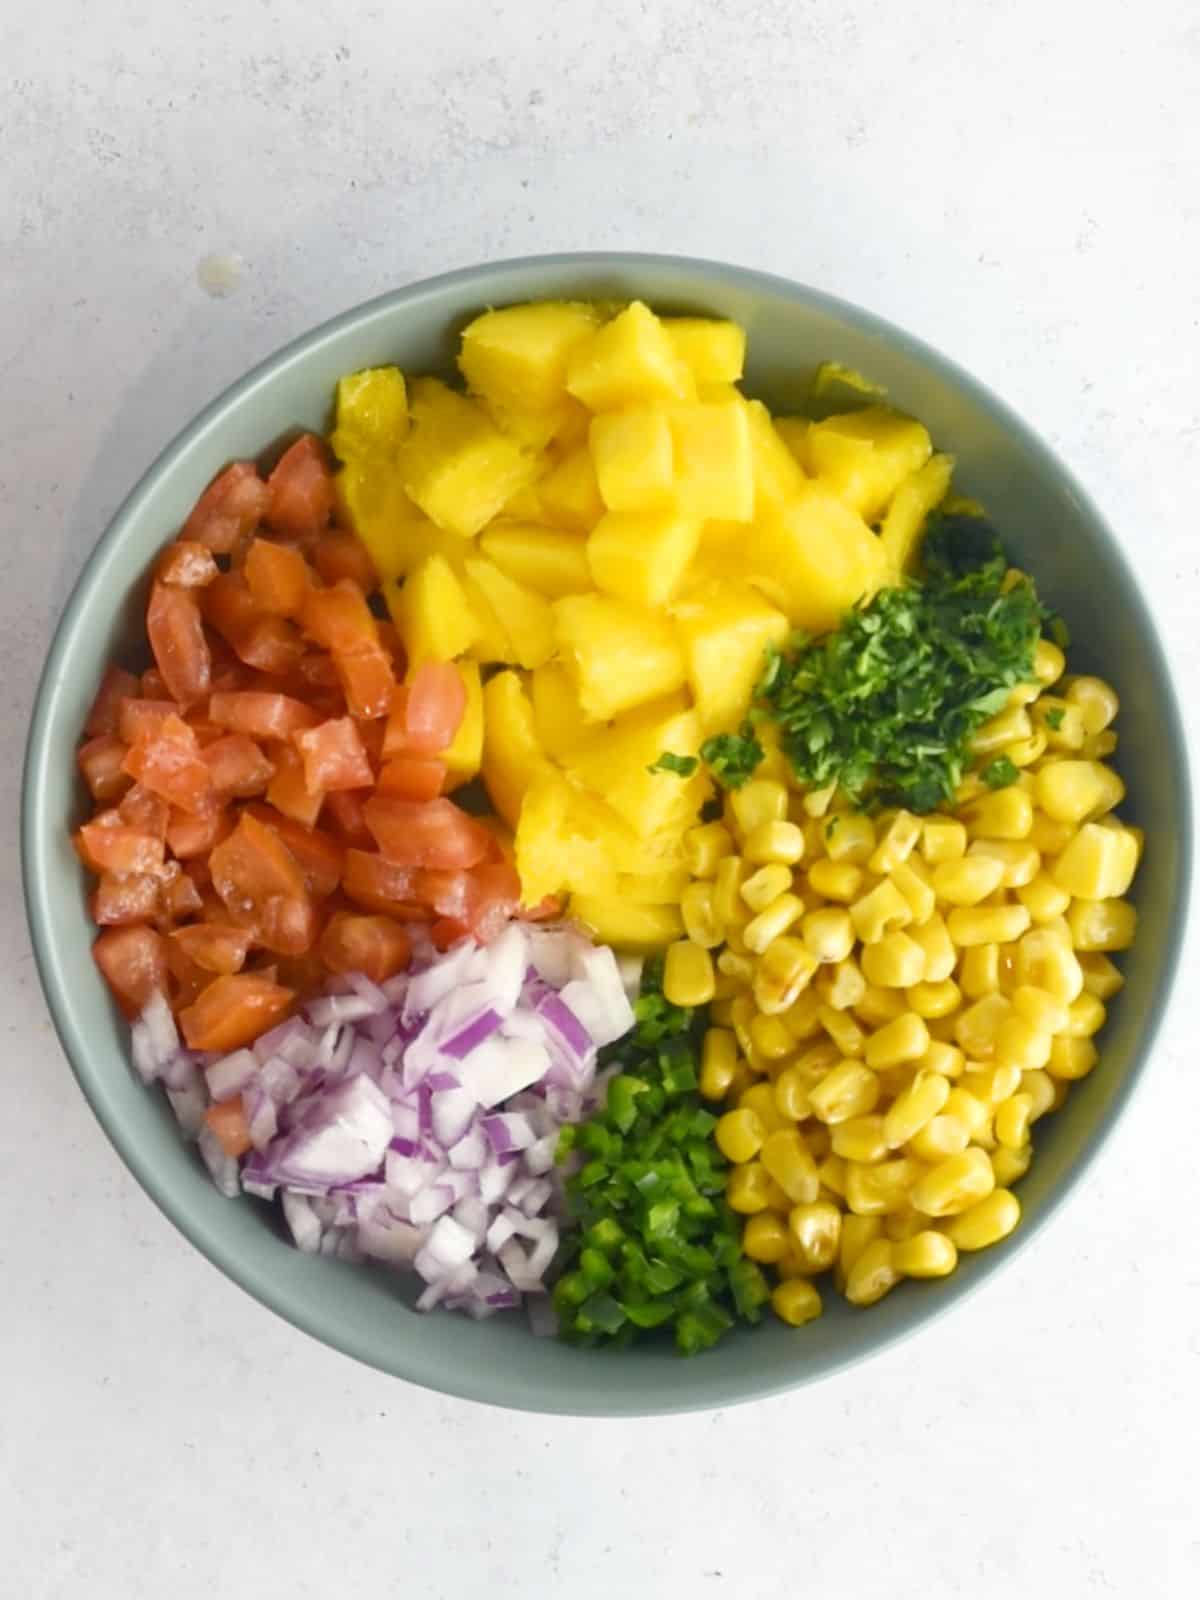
670 399 754 522
336 465 424 580
462 556 556 669
397 378 536 537
589 407 674 511
587 507 703 609
460 570 519 664
570 893 684 952
514 772 619 905
329 367 408 463
530 661 586 761
478 521 592 598
536 445 606 532
745 399 807 512
880 452 955 579
807 407 933 522
566 301 693 412
441 660 484 789
748 483 887 632
484 396 590 453
459 301 601 414
566 697 709 839
480 670 554 828
774 417 812 472
384 553 479 665
618 867 692 905
672 581 790 733
664 317 746 385
553 592 687 720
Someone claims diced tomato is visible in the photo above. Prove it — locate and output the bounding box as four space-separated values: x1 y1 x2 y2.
334 646 394 720
91 872 162 925
147 581 211 708
206 633 253 694
179 973 294 1052
78 734 132 802
182 461 269 555
242 804 344 897
121 714 216 816
311 530 379 592
295 651 342 694
170 922 253 975
381 686 411 759
208 690 319 740
405 660 467 754
376 755 446 802
85 665 141 738
264 741 325 826
209 811 316 955
118 698 181 746
266 434 334 540
75 816 165 875
156 540 220 589
118 783 170 840
204 1096 254 1158
166 804 233 860
183 714 226 747
165 939 212 1008
364 795 492 870
319 912 412 984
202 734 276 798
414 868 473 920
376 621 405 673
324 789 373 849
93 924 170 1018
341 849 424 916
244 538 311 618
466 860 522 942
301 579 379 656
141 667 168 699
431 917 471 951
202 572 304 675
294 716 372 794
158 867 205 923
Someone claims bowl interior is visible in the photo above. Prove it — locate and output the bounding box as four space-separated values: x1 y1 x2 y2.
23 255 1191 1415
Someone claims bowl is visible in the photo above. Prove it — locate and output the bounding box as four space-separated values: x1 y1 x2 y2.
22 253 1192 1416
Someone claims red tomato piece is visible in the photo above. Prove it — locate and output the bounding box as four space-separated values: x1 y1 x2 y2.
295 652 343 694
202 572 304 675
76 815 165 875
311 531 379 592
376 755 446 802
182 461 269 555
158 868 205 923
319 912 413 983
341 849 424 916
122 714 216 816
118 783 170 840
324 789 373 849
147 581 211 708
266 435 334 540
207 634 253 694
78 735 133 802
242 804 344 898
363 795 492 870
209 811 316 955
334 646 394 720
431 917 470 951
264 741 325 827
466 861 522 942
93 924 170 1018
405 660 467 754
170 922 253 975
294 716 372 794
244 538 312 617
204 1096 253 1158
166 805 233 860
156 540 220 589
414 868 473 920
180 973 294 1052
208 690 319 740
141 667 168 699
380 685 410 759
118 699 180 746
85 665 141 738
91 872 162 926
301 579 379 656
202 734 276 799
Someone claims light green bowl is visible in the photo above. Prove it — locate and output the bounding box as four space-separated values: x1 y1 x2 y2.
22 254 1192 1415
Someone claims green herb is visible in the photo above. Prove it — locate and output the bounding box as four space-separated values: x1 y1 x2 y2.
982 755 1019 790
553 963 767 1355
698 725 764 790
740 517 1048 813
1044 706 1066 731
647 751 699 778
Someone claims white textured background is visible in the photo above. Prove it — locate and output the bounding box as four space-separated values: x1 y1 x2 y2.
4 2 1199 1595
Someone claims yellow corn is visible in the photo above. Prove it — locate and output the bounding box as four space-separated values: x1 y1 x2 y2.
715 1107 766 1163
785 1200 841 1272
953 992 1013 1058
963 786 1035 840
710 970 742 1002
1034 638 1065 685
849 879 913 944
1004 726 1049 767
1066 675 1119 734
835 1214 883 1289
1011 984 1069 1035
806 858 864 904
760 1128 821 1204
795 1039 842 1078
845 1157 923 1216
868 810 922 875
1021 1068 1057 1120
1017 872 1072 923
816 956 867 1012
860 930 926 988
961 1063 1022 1105
743 1013 791 1063
738 1081 789 1132
971 705 1033 755
764 1176 793 1213
730 778 788 835
682 820 734 878
824 812 875 863
993 1012 1052 1070
909 1113 970 1162
743 819 806 867
932 854 1007 906
1047 1035 1098 1080
662 940 716 1007
968 838 1041 888
1053 823 1138 900
907 979 962 1020
1035 760 1125 825
990 1144 1032 1186
716 947 755 986
781 988 824 1040
890 860 937 924
917 1040 965 1081
905 913 956 984
818 1004 866 1059
816 1152 847 1199
882 1206 925 1242
1079 952 1125 999
698 1029 738 1102
883 1069 952 1148
1062 992 1106 1038
994 1093 1033 1150
799 906 854 965
854 983 909 1027
752 934 819 1014
911 1148 995 1217
771 1278 823 1326
773 1066 812 1122
943 1188 1020 1250
713 856 750 928
1081 730 1118 759
894 1230 958 1278
678 881 722 950
844 1238 901 1305
1066 897 1137 953
742 1212 791 1264
741 862 794 913
921 816 968 865
944 1087 991 1141
830 1114 888 1164
865 1011 931 1070
1015 926 1084 1003
726 1061 756 1101
808 1059 880 1124
802 782 837 818
709 998 735 1027
726 1161 771 1213
958 942 1001 998
946 903 1031 948
745 894 805 954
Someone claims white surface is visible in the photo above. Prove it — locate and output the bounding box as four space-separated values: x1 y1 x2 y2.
3 2 1198 1595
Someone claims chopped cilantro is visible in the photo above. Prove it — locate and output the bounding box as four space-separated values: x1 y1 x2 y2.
982 755 1020 789
647 751 699 778
699 726 764 790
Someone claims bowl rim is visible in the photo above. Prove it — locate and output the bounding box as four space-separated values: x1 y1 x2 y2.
21 251 1194 1415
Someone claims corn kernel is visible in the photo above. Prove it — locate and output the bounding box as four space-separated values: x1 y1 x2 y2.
868 810 922 875
994 1093 1033 1149
748 1012 795 1062
1015 926 1084 1002
844 1237 901 1305
921 816 968 866
907 979 962 1019
760 1127 821 1204
774 1066 812 1122
1053 823 1139 900
739 1081 789 1131
709 997 735 1026
727 1061 756 1100
946 903 1031 948
963 786 1035 840
831 1114 888 1163
1021 1068 1057 1120
1004 728 1049 768
944 1087 991 1140
726 1161 771 1213
663 939 716 1007
883 1069 952 1148
1034 638 1065 685
1017 872 1072 923
764 1176 793 1213
943 1188 1020 1250
894 1230 958 1278
800 781 837 818
1035 760 1125 825
961 1063 1022 1105
716 947 755 986
905 913 956 984
845 1157 923 1216
809 1059 880 1124
795 1039 842 1078
771 1277 823 1326
971 705 1033 756
990 1144 1032 1186
731 778 788 835
678 881 722 950
744 819 806 867
1011 984 1069 1035
882 1206 925 1242
816 956 867 1011
824 812 876 864
741 862 793 913
835 1214 883 1289
745 894 805 954
1066 675 1119 734
864 1011 930 1070
1035 697 1086 752
786 1200 841 1271
806 858 864 903
818 1004 866 1059
801 905 855 965
911 1147 995 1216
860 930 926 988
715 1107 766 1164
1066 897 1137 952
908 1112 970 1162
917 1040 965 1080
753 934 819 1014
1081 730 1118 759
953 992 1012 1058
993 1012 1052 1070
1062 992 1106 1038
958 942 1001 999
1047 1035 1098 1080
968 838 1041 888
713 856 750 928
849 879 912 944
781 988 823 1040
889 860 937 924
932 854 1007 906
742 1211 791 1263
698 1028 738 1101
682 820 734 878
1079 952 1125 999
854 983 909 1027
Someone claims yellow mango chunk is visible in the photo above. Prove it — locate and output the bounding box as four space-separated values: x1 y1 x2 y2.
618 867 692 906
587 507 703 609
480 671 555 829
335 465 425 580
774 416 812 473
670 399 754 522
384 553 479 665
462 555 556 669
536 445 606 532
553 592 687 720
530 661 586 761
664 317 746 385
566 301 693 412
440 661 484 789
672 581 790 733
329 367 408 463
570 894 684 953
748 483 887 632
566 697 709 839
397 378 535 537
478 521 592 598
484 396 590 453
880 452 955 578
589 407 674 511
459 301 601 414
807 407 933 522
745 399 807 513
515 772 619 906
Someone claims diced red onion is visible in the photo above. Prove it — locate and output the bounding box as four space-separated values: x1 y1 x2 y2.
458 1036 551 1108
131 989 180 1084
197 1126 241 1197
282 1192 322 1253
447 1125 488 1170
205 1047 258 1101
